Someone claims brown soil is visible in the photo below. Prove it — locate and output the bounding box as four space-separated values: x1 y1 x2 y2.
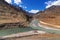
5 34 60 40
39 14 60 29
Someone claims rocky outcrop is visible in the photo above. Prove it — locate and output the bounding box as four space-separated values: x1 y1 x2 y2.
0 0 32 29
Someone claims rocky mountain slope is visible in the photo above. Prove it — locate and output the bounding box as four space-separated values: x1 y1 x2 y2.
34 5 60 28
0 0 32 29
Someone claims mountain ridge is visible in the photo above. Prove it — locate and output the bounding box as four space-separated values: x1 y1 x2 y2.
34 5 60 29
0 0 33 29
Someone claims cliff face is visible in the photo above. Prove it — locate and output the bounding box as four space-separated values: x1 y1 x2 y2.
0 0 30 29
34 5 60 28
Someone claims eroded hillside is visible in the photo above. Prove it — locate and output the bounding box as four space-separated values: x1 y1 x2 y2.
0 0 31 29
34 6 60 28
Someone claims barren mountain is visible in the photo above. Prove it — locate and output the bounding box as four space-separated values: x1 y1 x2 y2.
0 0 32 29
34 5 60 29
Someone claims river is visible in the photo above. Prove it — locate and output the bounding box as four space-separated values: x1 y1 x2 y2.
29 19 60 34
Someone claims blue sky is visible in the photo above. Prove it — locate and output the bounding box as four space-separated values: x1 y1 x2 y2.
5 0 60 13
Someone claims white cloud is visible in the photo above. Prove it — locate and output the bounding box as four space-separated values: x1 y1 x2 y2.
29 10 39 13
45 0 60 8
24 6 27 8
19 5 27 8
5 0 12 3
19 5 22 7
23 6 27 8
5 0 22 4
14 0 22 5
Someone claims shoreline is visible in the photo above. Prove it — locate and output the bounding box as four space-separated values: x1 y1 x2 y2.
39 21 60 29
